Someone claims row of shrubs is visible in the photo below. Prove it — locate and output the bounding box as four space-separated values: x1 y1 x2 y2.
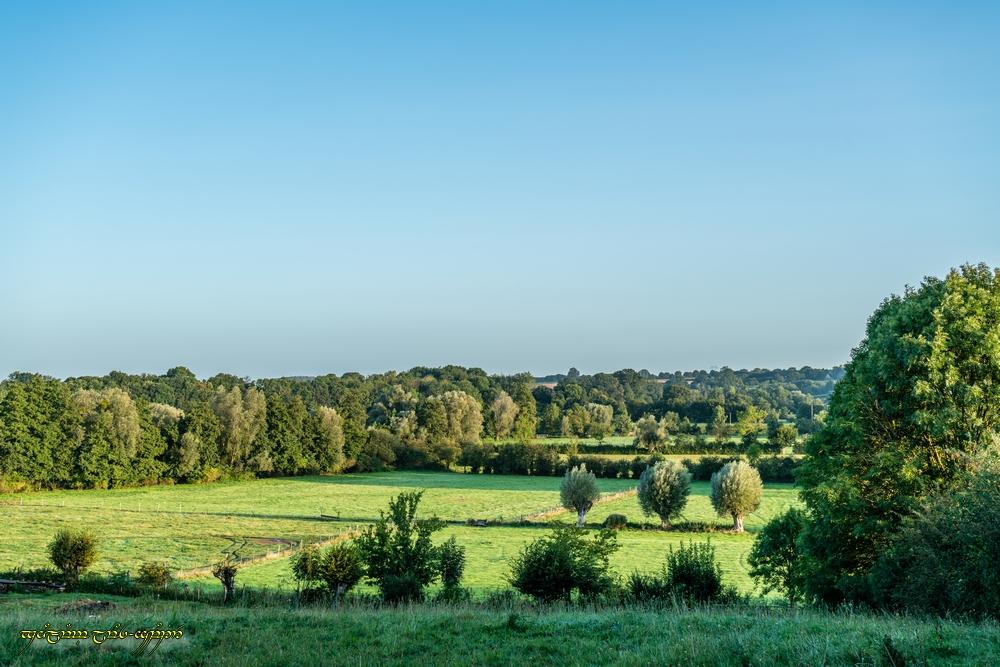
542 438 758 457
460 442 798 484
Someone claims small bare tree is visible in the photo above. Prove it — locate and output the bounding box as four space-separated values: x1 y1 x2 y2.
212 557 239 603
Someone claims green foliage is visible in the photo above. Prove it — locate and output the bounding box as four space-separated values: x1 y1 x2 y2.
310 406 346 473
797 264 1000 605
747 508 807 605
490 391 519 440
355 491 446 602
662 541 729 603
637 460 692 528
291 541 364 598
870 463 1000 618
769 423 798 453
438 536 466 591
136 561 174 588
710 461 762 532
422 390 483 447
628 540 736 604
560 464 600 526
736 405 766 450
633 414 668 452
0 363 834 491
47 529 98 583
508 525 620 602
584 403 614 441
603 513 628 530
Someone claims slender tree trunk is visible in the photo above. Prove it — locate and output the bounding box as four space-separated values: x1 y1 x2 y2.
576 509 587 527
732 513 744 533
660 517 671 530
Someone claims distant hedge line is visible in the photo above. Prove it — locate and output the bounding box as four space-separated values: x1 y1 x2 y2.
540 440 758 457
459 442 798 484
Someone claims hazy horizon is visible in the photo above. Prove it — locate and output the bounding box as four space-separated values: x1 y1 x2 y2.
3 361 848 383
3 3 998 378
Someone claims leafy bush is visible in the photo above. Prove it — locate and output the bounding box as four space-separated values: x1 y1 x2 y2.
603 513 628 530
355 491 446 603
710 461 763 532
291 541 364 600
438 536 466 590
870 465 1000 618
291 545 324 587
137 561 173 588
560 464 600 526
637 460 691 528
629 541 736 605
508 525 619 602
47 529 98 584
319 542 364 598
747 508 807 606
663 541 726 603
627 571 672 601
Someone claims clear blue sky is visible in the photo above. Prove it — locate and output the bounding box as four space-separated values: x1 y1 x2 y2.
2 2 998 379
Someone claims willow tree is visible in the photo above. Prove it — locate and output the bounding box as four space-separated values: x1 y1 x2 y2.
560 464 600 527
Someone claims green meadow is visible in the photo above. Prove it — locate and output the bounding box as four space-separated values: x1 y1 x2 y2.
1 471 796 595
2 594 997 666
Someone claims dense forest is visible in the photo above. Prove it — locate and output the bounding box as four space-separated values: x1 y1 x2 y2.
0 365 839 490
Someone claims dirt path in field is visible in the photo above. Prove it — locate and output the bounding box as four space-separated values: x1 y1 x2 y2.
172 528 362 580
517 487 637 522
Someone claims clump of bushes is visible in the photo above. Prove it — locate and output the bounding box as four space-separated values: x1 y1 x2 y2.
603 513 628 530
710 461 763 532
628 540 739 604
747 508 807 606
459 444 800 482
47 529 98 585
869 464 1000 618
637 460 691 528
136 561 174 588
435 536 469 602
560 464 600 526
508 525 619 602
291 541 365 602
355 491 446 603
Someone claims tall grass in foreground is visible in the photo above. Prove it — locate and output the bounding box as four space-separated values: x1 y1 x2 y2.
1 593 998 666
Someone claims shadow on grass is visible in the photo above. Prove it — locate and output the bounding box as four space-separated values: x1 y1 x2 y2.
277 471 578 492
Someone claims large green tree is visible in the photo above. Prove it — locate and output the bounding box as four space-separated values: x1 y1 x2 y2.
797 264 1000 605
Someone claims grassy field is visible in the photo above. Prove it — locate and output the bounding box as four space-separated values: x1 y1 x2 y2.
1 593 997 666
206 526 764 594
1 471 797 596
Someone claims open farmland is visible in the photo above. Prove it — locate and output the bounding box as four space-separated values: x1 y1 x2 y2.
1 471 797 595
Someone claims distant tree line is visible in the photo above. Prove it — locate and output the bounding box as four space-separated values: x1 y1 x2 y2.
0 364 834 490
